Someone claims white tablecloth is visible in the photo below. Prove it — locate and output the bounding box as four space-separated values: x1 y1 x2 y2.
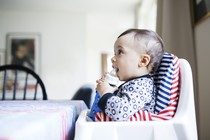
0 100 87 140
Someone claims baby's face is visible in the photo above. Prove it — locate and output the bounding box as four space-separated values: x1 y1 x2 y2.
111 34 143 81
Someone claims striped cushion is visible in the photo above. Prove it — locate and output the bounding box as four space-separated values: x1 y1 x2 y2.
95 53 180 121
154 53 179 114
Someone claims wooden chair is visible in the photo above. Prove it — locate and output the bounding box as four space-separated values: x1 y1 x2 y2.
0 64 47 100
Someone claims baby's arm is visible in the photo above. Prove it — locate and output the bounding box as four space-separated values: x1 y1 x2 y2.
96 78 117 96
88 77 117 121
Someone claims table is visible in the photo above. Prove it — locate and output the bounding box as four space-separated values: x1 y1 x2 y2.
0 100 87 140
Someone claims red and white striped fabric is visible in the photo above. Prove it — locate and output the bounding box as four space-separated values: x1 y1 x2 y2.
95 53 180 122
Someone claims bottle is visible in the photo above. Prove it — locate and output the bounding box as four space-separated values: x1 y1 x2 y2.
104 69 119 86
88 69 119 121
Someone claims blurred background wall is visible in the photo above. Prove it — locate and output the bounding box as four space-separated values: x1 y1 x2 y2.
0 0 136 100
0 0 209 139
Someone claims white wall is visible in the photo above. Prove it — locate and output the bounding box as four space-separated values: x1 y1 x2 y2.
0 10 135 99
0 10 87 99
86 12 135 84
194 17 210 140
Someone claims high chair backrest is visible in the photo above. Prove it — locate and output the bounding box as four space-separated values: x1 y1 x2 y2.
153 53 180 114
171 58 197 140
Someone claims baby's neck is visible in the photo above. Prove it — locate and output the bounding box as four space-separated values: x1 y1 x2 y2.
138 67 150 77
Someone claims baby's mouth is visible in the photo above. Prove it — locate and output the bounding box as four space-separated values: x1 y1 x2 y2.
112 65 119 73
114 67 119 73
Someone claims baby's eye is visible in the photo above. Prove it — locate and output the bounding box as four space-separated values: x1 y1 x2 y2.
116 50 123 55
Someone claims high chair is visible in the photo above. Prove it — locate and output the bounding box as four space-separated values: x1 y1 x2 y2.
74 58 197 140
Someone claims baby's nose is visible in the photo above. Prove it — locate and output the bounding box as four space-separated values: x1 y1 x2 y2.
111 56 116 63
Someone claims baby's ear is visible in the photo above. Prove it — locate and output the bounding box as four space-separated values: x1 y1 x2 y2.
139 54 151 67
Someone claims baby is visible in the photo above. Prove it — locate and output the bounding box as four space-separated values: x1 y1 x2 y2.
89 28 164 121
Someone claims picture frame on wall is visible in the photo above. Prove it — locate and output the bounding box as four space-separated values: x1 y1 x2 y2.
194 0 210 25
6 33 41 74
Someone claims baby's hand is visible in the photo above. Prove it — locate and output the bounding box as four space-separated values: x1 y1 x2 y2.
96 78 116 97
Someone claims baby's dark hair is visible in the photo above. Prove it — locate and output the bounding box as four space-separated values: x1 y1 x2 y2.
118 28 164 73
